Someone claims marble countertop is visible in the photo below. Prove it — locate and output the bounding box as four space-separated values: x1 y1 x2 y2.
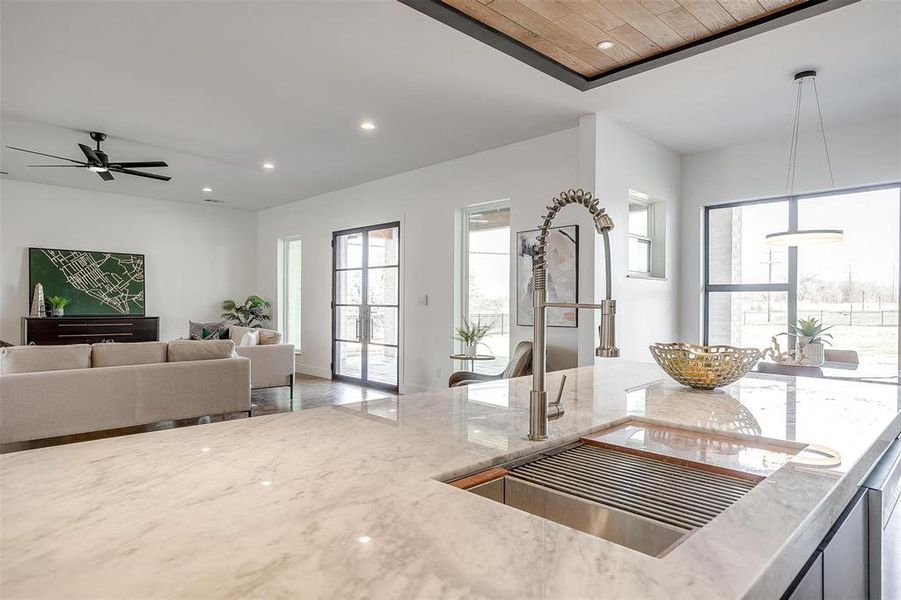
2 359 900 599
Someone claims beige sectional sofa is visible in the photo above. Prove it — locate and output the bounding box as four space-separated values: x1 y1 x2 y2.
0 340 251 445
228 326 296 396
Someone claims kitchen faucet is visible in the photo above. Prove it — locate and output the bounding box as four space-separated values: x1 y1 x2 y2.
529 188 619 441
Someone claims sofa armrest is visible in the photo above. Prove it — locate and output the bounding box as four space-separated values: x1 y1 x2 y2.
234 344 296 389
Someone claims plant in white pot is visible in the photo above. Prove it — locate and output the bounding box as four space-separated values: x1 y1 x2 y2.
788 317 834 366
47 296 71 317
455 318 492 357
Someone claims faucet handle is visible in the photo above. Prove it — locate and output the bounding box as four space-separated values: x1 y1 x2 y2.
554 375 567 406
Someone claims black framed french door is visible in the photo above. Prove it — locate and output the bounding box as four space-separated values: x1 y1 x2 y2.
331 222 400 391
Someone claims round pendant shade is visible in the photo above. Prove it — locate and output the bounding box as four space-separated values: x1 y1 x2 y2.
765 229 844 246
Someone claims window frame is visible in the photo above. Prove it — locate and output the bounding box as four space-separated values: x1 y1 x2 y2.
628 197 654 275
460 199 511 367
281 236 303 354
702 182 901 352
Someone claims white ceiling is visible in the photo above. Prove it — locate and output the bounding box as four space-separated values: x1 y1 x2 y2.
1 0 898 210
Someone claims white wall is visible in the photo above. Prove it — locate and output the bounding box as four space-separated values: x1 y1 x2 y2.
256 120 682 391
0 180 257 343
256 128 593 391
591 116 682 360
679 115 901 342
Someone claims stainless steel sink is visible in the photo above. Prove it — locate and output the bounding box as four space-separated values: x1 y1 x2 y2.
449 442 758 557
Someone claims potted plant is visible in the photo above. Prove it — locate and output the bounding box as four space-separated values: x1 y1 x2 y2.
788 317 834 366
221 295 272 328
455 317 492 357
47 296 71 317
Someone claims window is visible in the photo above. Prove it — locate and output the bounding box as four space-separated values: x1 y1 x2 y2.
462 201 511 374
283 237 302 351
704 184 901 367
627 190 666 278
628 198 652 274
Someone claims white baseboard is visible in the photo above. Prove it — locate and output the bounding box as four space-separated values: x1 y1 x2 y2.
399 383 434 394
294 365 438 395
296 363 332 379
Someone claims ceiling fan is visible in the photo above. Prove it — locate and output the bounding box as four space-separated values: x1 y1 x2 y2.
6 131 170 182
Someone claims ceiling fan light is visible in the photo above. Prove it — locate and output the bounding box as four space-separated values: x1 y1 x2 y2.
765 229 844 246
88 165 109 173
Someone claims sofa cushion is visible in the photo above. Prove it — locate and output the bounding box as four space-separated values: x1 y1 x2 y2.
92 341 168 368
168 339 236 362
239 330 259 346
229 325 282 345
189 320 228 340
0 344 92 374
258 328 283 345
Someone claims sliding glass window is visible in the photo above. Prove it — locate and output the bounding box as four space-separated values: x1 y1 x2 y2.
704 184 901 367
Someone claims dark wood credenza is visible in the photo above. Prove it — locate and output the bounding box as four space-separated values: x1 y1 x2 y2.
21 316 160 345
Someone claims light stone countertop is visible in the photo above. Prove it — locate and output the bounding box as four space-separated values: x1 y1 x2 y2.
2 359 900 599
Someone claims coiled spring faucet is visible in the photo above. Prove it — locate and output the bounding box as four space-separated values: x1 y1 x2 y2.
529 189 619 441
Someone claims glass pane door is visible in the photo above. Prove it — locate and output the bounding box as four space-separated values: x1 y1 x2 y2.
332 223 400 391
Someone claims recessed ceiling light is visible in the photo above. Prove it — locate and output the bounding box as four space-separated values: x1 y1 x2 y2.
201 447 211 452
357 535 372 544
202 187 213 193
597 41 615 50
360 121 377 131
262 162 275 170
261 480 273 486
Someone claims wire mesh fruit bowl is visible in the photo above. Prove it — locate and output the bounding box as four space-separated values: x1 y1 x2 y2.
649 343 761 390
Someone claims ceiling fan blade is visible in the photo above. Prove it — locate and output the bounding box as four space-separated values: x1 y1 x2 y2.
109 167 171 181
78 143 102 165
108 161 168 168
28 164 86 167
97 169 115 182
6 146 86 164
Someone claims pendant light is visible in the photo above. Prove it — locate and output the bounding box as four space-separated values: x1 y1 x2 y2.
766 70 844 247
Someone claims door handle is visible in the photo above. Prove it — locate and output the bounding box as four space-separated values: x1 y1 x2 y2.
355 318 361 341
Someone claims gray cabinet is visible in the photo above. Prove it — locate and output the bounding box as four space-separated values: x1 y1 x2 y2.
783 489 869 600
822 490 869 600
788 553 823 600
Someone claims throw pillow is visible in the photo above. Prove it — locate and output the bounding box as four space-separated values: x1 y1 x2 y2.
189 320 227 340
239 330 260 347
258 328 284 345
201 327 230 340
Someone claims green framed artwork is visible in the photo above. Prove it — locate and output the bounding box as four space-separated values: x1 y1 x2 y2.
29 247 146 316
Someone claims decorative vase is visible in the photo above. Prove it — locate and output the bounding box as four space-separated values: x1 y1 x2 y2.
51 307 64 317
803 342 826 367
463 343 477 357
30 284 46 317
799 337 825 366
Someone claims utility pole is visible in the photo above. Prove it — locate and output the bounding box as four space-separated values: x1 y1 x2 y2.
848 265 853 326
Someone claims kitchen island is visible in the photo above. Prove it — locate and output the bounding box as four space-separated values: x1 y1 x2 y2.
1 359 899 599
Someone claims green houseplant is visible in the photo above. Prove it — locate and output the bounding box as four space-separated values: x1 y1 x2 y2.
221 295 271 328
47 296 71 317
455 317 492 357
788 317 834 366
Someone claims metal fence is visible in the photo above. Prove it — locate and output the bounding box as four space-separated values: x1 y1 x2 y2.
743 310 899 327
469 313 510 335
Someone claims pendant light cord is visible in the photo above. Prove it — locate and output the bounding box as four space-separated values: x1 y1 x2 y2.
785 79 803 196
812 77 836 190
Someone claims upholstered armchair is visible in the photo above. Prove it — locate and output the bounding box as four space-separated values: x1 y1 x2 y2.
448 341 533 387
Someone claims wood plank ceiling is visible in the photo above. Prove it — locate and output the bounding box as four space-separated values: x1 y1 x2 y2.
441 0 807 77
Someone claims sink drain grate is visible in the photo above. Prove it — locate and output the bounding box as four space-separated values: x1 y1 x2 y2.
507 444 757 531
